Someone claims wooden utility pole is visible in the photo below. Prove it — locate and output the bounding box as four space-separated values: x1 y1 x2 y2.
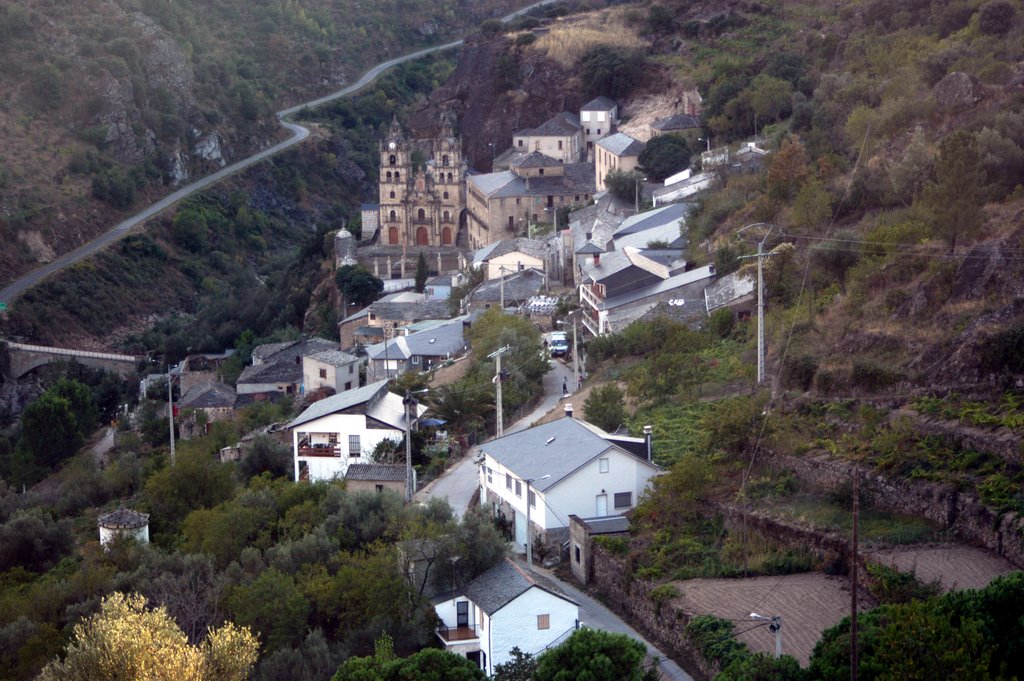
851 466 859 681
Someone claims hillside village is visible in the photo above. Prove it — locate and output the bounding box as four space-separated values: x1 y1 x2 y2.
2 0 1024 680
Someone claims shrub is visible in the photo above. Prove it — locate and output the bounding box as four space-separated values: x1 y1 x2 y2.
708 308 735 339
583 384 627 432
978 1 1016 36
515 32 536 46
579 45 648 99
851 360 901 390
783 355 818 391
982 323 1024 374
866 563 942 604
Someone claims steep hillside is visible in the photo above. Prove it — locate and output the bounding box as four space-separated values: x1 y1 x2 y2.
0 0 523 289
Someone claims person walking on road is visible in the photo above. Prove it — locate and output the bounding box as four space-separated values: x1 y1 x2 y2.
562 377 568 395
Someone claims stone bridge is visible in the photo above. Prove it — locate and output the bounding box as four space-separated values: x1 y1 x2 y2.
1 340 142 379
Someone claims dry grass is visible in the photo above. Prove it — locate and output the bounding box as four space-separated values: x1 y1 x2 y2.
530 13 646 68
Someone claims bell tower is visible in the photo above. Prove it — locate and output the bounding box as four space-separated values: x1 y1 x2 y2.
380 117 409 245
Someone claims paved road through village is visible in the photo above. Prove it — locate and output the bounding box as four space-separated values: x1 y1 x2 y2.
0 0 564 307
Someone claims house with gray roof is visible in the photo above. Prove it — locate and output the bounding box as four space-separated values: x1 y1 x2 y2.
238 338 338 397
345 463 407 496
580 96 619 157
594 132 645 192
467 268 547 313
434 558 579 675
466 160 595 250
289 379 426 485
302 349 360 396
477 415 660 554
472 237 553 281
178 381 237 439
365 316 469 381
509 111 583 164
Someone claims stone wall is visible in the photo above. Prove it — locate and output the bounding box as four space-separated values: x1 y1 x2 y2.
770 450 1024 568
589 543 718 681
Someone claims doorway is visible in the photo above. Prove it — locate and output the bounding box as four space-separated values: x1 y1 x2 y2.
595 494 608 516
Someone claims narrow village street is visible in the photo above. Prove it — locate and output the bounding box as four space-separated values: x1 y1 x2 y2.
416 359 696 681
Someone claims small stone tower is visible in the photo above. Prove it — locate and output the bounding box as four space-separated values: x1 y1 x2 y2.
98 507 150 547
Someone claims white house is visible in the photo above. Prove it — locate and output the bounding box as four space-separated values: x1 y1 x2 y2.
580 96 618 157
478 416 660 550
289 380 425 482
434 558 579 674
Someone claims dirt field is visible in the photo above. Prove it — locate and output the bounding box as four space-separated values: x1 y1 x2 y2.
868 543 1018 592
670 573 862 666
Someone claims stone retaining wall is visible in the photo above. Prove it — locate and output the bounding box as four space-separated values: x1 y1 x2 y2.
770 451 1024 567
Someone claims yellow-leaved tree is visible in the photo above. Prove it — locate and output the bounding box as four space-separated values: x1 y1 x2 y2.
38 592 258 681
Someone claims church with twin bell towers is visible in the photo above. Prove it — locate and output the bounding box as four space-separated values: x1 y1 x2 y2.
378 112 466 248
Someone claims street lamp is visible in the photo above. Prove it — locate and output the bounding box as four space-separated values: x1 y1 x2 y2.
525 474 550 570
750 613 783 658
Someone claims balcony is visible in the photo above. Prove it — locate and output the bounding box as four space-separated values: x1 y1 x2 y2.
436 624 480 643
298 445 341 458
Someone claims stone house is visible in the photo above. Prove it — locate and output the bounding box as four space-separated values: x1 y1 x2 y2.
433 558 579 675
466 157 594 250
466 268 547 313
302 349 360 395
472 237 553 280
344 463 407 495
177 381 237 440
580 96 618 157
594 132 645 192
648 113 703 149
237 338 337 397
568 514 630 585
365 317 469 381
504 112 584 165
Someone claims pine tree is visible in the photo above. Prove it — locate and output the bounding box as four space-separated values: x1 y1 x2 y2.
414 251 428 293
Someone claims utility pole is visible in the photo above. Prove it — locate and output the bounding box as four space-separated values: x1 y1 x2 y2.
572 313 580 391
402 389 427 502
488 345 510 437
167 365 176 466
851 465 860 681
737 223 777 385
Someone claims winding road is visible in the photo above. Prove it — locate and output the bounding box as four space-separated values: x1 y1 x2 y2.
0 0 563 308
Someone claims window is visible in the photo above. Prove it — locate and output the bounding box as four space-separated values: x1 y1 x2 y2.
528 490 536 508
506 473 512 490
375 484 384 493
597 128 602 135
575 545 581 563
412 356 419 364
319 368 327 379
344 382 352 390
389 155 397 165
487 467 493 484
539 168 544 175
537 614 550 630
614 492 633 509
349 364 354 374
558 140 563 150
348 435 361 457
586 128 591 134
395 171 400 181
518 139 523 147
442 154 449 166
599 458 609 473
389 191 395 199
443 191 449 199
515 480 522 497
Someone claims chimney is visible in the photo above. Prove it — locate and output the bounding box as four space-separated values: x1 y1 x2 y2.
585 232 592 241
593 253 600 266
564 403 573 419
643 425 653 462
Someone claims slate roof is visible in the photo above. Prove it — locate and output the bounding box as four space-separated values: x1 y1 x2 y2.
512 151 562 168
582 96 617 111
98 508 149 529
651 113 702 131
479 418 658 493
596 132 645 157
237 360 302 385
179 382 237 409
460 559 577 615
579 515 630 534
481 238 550 262
307 349 359 367
517 111 581 137
345 463 406 481
468 163 595 199
290 380 390 428
600 264 716 310
469 268 546 304
369 300 451 321
366 317 467 361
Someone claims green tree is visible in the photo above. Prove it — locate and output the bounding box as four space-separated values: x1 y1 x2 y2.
333 646 486 681
14 378 97 480
142 448 238 537
579 46 648 99
28 64 64 110
336 264 384 308
978 1 1016 36
716 652 806 681
38 593 257 681
791 178 832 231
766 137 810 200
228 568 311 652
605 169 646 204
920 130 985 254
492 647 537 681
0 510 74 572
426 381 495 436
638 135 691 182
415 252 429 293
534 628 657 681
747 75 794 123
583 384 627 432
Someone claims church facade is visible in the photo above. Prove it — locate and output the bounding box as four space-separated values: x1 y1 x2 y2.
378 115 466 247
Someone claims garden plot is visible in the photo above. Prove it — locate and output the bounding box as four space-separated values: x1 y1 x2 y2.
868 543 1017 592
671 573 863 666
